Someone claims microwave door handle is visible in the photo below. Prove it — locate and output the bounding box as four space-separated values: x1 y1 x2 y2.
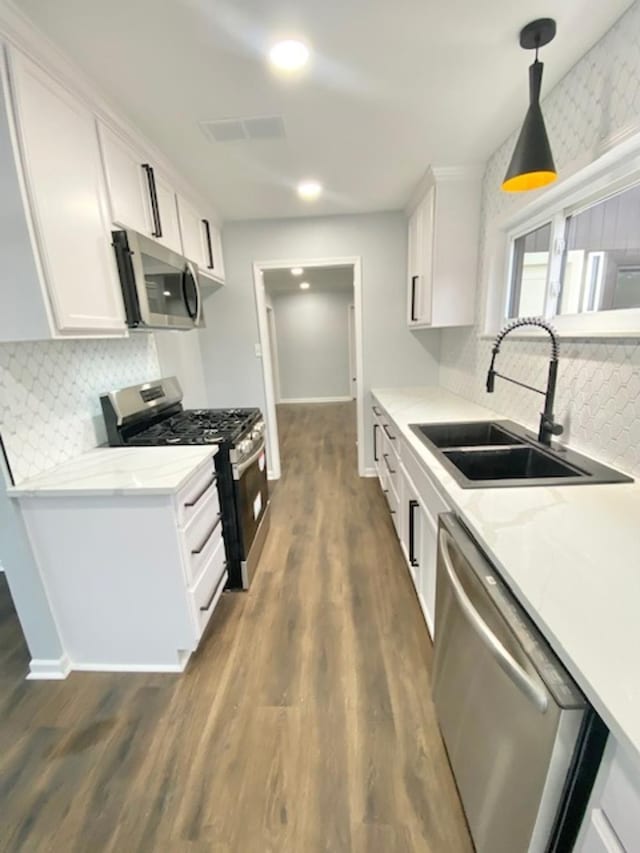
439 527 549 714
186 260 202 325
233 439 266 480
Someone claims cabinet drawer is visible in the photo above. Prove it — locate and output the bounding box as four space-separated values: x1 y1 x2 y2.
600 748 640 853
182 488 222 585
191 534 227 635
402 440 450 521
580 811 625 853
381 437 400 497
176 460 217 527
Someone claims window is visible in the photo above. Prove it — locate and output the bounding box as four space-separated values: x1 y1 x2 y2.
559 183 640 314
507 222 552 318
504 179 640 326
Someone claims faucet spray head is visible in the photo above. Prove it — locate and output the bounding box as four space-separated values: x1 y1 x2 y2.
486 348 498 393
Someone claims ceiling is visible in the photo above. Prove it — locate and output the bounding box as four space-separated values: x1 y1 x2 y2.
13 0 634 221
264 265 353 293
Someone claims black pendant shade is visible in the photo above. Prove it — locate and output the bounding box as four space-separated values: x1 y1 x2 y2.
502 19 557 193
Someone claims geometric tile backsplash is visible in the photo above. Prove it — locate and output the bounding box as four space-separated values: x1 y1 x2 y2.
440 0 640 479
0 335 159 483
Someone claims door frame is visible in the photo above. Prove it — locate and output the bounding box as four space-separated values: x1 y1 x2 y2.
253 256 364 480
265 304 281 403
347 302 357 400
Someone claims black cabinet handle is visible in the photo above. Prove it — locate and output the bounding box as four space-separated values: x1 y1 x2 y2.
409 499 419 567
202 219 215 269
410 275 419 322
142 164 162 238
383 453 396 475
191 514 222 555
382 424 396 441
373 423 379 462
373 406 382 416
200 566 227 611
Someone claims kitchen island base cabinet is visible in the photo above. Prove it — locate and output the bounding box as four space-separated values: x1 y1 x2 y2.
17 457 225 673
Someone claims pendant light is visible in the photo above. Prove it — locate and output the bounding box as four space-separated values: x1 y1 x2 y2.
502 18 557 193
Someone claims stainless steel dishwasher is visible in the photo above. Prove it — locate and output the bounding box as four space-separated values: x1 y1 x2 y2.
433 513 607 853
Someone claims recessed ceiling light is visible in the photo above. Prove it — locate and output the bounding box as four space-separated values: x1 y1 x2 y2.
268 40 309 72
299 281 310 290
291 267 304 276
297 179 322 201
163 290 172 297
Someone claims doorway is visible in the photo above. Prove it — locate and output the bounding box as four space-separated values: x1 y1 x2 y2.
253 257 364 480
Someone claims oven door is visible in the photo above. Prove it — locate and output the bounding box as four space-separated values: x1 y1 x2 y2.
112 229 204 330
233 439 270 587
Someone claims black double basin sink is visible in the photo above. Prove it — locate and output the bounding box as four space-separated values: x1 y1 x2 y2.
409 420 632 488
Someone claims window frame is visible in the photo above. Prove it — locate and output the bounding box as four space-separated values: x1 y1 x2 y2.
484 136 640 339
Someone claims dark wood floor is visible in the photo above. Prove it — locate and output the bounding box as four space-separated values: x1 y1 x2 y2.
0 402 472 852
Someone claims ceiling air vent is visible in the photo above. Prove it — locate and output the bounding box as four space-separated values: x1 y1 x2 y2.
200 115 285 143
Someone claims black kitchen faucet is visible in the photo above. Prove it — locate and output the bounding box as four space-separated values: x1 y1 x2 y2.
486 316 563 447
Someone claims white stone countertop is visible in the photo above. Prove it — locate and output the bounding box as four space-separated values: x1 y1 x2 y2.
8 446 217 497
372 386 640 767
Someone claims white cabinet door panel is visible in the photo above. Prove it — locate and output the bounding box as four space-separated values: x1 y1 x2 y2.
579 811 625 853
9 50 125 333
177 194 206 267
153 168 182 255
98 121 151 235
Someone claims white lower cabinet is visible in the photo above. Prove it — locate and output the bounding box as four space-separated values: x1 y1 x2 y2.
17 454 226 672
575 738 640 853
372 399 449 640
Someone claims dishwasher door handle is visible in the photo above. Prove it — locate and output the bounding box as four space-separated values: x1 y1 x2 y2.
439 527 549 714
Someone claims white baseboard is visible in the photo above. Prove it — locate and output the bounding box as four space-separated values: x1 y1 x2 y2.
71 660 189 674
278 396 352 404
27 653 71 680
362 467 377 478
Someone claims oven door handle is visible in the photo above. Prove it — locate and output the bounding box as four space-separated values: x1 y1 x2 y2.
233 439 266 480
439 527 549 714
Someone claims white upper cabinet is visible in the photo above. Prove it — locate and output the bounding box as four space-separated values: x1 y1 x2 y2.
177 194 207 267
0 47 126 340
98 119 182 255
176 193 225 284
406 166 482 329
97 121 152 235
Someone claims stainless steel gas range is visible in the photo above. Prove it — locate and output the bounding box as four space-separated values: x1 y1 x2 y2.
100 376 270 589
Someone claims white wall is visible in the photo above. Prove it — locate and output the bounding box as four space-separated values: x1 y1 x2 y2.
154 329 208 408
440 0 640 479
198 211 441 469
272 287 352 401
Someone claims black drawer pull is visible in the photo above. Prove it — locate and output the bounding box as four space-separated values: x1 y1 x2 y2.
410 275 419 322
184 475 216 508
142 163 162 238
373 406 382 416
409 499 419 567
373 423 379 462
202 218 215 269
382 424 396 440
200 566 227 611
191 514 222 555
383 453 396 475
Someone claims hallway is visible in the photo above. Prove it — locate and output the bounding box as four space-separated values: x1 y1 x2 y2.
0 402 472 852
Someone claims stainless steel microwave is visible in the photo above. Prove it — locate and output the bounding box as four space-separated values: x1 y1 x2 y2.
111 229 205 330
